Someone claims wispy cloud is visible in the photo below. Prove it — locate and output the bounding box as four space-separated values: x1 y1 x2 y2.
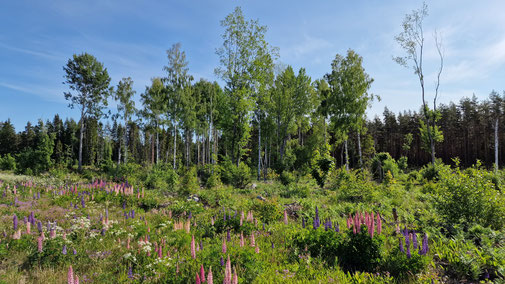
0 42 63 61
0 81 65 103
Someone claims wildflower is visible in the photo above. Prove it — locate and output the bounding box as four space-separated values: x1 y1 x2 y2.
26 222 31 234
255 246 260 254
376 212 382 235
240 232 244 247
37 236 43 252
220 256 224 266
250 233 255 247
68 265 74 284
412 231 418 249
271 242 275 249
207 267 213 284
196 272 201 284
200 240 203 251
227 229 231 242
232 267 238 284
73 248 77 255
399 238 404 253
222 237 227 254
63 245 67 255
200 264 206 283
191 235 196 259
128 267 133 279
225 255 232 284
13 214 18 231
284 210 288 225
302 218 305 229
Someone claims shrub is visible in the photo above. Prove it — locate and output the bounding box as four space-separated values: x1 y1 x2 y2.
371 152 398 181
144 163 178 194
337 227 384 272
279 171 296 186
328 168 375 202
381 247 429 280
434 164 505 230
293 228 344 267
0 154 16 171
310 145 335 188
179 166 199 195
397 156 408 172
221 160 252 189
197 164 221 188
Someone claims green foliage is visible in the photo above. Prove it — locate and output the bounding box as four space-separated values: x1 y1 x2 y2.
310 144 335 188
0 154 16 171
371 152 398 181
434 163 505 231
179 166 199 195
293 227 384 272
293 228 344 267
338 227 384 272
198 164 221 188
329 168 375 202
252 199 282 224
220 160 252 189
398 156 408 172
279 170 296 186
381 247 428 280
144 163 178 194
16 130 54 175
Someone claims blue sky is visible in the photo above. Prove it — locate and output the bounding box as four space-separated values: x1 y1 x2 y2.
1 0 505 131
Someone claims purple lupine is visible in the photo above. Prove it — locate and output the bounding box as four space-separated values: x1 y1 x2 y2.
302 218 305 229
420 233 429 255
70 202 73 208
200 240 203 251
335 223 340 233
13 214 18 230
101 229 106 236
131 210 135 219
220 256 224 266
227 230 231 242
37 221 42 233
73 248 77 255
271 242 275 249
262 223 265 230
412 231 418 249
81 196 85 208
62 245 67 255
188 211 192 220
37 192 40 199
399 238 404 253
406 237 411 258
128 267 133 279
122 202 126 210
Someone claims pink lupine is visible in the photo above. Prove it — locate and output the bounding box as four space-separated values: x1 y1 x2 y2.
225 255 232 284
240 232 244 247
196 272 201 284
158 245 163 258
250 233 255 247
284 210 288 225
377 212 382 235
207 267 213 284
200 264 206 283
232 267 238 284
222 237 227 254
255 246 260 254
74 275 79 284
191 235 196 259
127 237 130 249
37 236 43 252
26 222 31 234
68 265 74 284
370 213 375 238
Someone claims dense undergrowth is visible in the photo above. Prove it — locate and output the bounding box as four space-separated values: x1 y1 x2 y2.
0 160 504 283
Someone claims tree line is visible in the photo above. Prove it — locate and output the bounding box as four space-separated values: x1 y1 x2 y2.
0 5 503 177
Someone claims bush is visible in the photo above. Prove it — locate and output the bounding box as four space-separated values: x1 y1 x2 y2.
0 154 16 171
338 227 384 272
434 163 505 230
221 160 252 189
179 166 199 195
381 247 428 280
144 163 178 194
328 168 375 202
310 145 335 188
371 152 398 181
398 156 408 172
293 228 344 267
279 171 296 186
197 164 221 188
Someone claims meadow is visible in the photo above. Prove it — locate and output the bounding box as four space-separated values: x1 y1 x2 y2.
0 160 504 284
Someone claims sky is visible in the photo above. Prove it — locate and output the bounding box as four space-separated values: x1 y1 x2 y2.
1 0 505 131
